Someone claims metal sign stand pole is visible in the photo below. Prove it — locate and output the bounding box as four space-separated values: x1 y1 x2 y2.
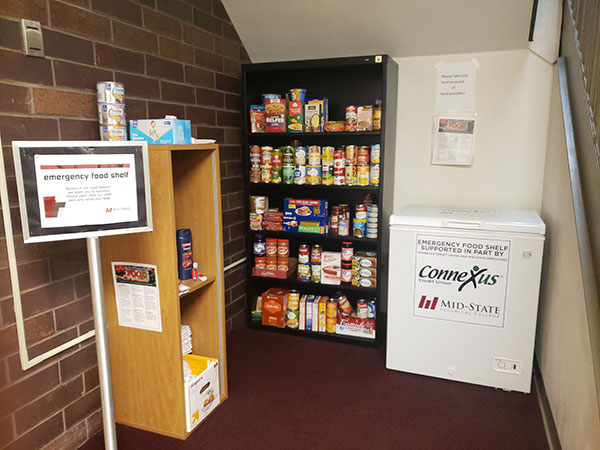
87 236 118 450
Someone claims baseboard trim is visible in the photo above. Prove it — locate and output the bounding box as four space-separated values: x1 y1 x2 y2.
533 357 562 450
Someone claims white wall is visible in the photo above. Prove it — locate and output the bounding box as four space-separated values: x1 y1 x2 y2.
393 49 554 211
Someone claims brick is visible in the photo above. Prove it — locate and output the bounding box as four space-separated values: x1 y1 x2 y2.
196 87 223 108
185 65 214 88
186 106 215 125
79 319 94 334
33 88 96 119
17 259 50 292
59 119 99 140
0 84 31 115
0 267 11 298
75 273 91 299
0 364 60 414
49 1 111 41
224 262 244 286
230 308 245 329
195 125 224 142
161 81 195 104
223 57 241 77
28 327 78 359
14 376 83 435
193 8 222 35
222 22 241 43
228 222 245 242
21 279 74 319
61 0 90 6
146 55 184 81
0 0 48 24
148 101 185 118
0 17 21 50
0 325 18 357
225 189 243 208
60 344 97 382
224 93 240 111
224 236 244 259
189 0 212 11
0 358 6 386
143 8 182 40
221 176 242 193
222 207 244 228
64 386 101 427
113 21 158 55
92 0 142 25
240 46 251 63
54 61 112 91
84 365 99 391
126 98 147 120
55 298 93 331
13 238 85 266
0 415 13 449
25 311 55 345
50 248 88 281
157 0 192 22
133 0 154 6
43 421 87 450
225 295 245 317
1 298 15 326
214 36 239 60
5 413 63 450
0 115 59 144
195 48 223 71
217 110 241 127
86 409 103 438
0 49 53 86
216 73 240 93
219 145 241 161
226 159 243 176
115 72 160 98
159 36 194 64
44 29 95 65
183 24 213 50
96 43 145 73
212 0 230 21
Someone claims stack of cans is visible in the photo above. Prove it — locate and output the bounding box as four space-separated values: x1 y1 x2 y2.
307 145 321 185
282 146 295 184
334 147 345 185
370 144 380 186
294 145 306 184
260 146 272 183
249 145 261 183
357 146 370 186
345 145 357 186
97 81 126 141
321 146 334 185
367 204 378 239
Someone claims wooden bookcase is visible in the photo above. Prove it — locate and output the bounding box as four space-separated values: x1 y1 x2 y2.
242 55 398 346
99 144 228 439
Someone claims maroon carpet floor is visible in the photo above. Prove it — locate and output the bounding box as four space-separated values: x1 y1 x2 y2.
81 326 549 450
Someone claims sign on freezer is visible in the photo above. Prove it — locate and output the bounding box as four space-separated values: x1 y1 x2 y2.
413 234 510 327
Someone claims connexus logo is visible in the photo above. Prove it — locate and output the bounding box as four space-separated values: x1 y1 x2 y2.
418 265 500 291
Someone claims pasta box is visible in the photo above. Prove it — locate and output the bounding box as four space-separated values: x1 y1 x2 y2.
282 212 329 234
284 198 328 218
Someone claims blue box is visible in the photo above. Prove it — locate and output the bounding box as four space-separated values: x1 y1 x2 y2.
283 212 329 234
129 119 192 145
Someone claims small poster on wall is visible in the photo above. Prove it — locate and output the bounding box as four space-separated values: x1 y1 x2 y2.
432 115 476 166
112 262 162 332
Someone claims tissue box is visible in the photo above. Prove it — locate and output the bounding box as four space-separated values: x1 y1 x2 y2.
183 355 220 432
129 119 192 144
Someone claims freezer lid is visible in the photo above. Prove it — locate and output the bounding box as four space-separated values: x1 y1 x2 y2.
389 205 545 235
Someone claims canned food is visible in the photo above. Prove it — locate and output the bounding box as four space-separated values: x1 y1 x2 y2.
287 309 299 329
271 165 282 184
297 263 311 281
357 299 369 319
341 262 352 284
355 205 367 220
368 301 376 319
282 146 295 164
370 144 381 164
288 88 307 102
272 148 282 165
357 165 370 186
345 106 357 132
335 292 353 315
322 146 335 164
97 103 126 125
306 165 321 185
250 145 262 161
353 219 366 237
334 150 345 169
338 216 349 236
326 316 336 333
345 165 356 186
326 299 338 318
283 165 295 184
294 146 307 165
294 165 306 184
312 264 321 283
298 245 310 263
99 125 126 141
261 146 273 164
255 256 266 269
97 81 124 104
370 164 380 186
308 146 321 165
260 164 272 183
321 164 334 185
311 245 322 264
341 241 354 261
345 145 357 165
277 239 289 257
357 146 370 166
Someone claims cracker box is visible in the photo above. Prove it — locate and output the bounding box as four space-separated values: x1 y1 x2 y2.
265 99 286 133
321 251 341 285
318 296 328 332
262 287 289 328
305 103 322 132
336 314 376 339
312 296 321 333
299 295 307 330
305 295 315 331
129 119 191 144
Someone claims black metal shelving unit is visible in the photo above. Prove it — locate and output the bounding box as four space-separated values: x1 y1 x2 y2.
242 55 398 347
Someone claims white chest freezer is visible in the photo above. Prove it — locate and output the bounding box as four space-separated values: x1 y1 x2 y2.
386 206 545 393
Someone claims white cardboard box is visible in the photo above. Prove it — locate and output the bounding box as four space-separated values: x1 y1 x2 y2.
183 356 220 432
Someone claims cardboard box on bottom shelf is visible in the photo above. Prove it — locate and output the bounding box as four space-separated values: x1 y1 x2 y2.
336 314 376 339
183 355 220 432
262 287 289 328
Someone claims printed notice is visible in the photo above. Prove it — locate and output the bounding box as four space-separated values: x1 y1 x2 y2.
112 262 162 332
435 61 476 113
34 154 138 228
432 115 476 165
413 234 510 327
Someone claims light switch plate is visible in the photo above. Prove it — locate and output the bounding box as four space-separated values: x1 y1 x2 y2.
21 19 44 58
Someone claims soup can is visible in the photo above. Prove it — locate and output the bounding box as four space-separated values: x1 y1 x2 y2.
283 165 295 184
97 103 126 125
97 81 124 104
250 145 262 163
294 165 306 184
260 164 272 183
357 299 369 319
294 146 307 165
308 146 321 165
288 88 307 102
370 144 381 164
298 244 310 263
345 165 356 186
357 146 370 166
321 164 334 185
99 125 126 141
357 165 370 186
326 316 336 333
306 165 321 185
333 167 345 185
334 149 345 169
345 145 357 165
261 146 273 164
282 146 295 165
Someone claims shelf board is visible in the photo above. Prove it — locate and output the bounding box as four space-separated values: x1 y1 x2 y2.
248 131 381 138
178 275 216 298
248 183 379 193
250 229 378 244
250 275 376 294
248 322 378 346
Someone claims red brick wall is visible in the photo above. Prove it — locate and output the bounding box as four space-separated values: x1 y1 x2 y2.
0 0 248 448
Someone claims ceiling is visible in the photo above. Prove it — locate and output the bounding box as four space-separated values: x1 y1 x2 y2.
222 0 535 62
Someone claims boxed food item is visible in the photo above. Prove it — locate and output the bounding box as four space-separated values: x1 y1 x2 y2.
284 199 328 217
357 106 373 131
287 100 304 133
305 103 321 132
305 295 315 331
265 99 286 133
352 266 377 278
251 295 262 323
336 314 376 339
324 121 345 132
352 276 377 288
321 251 341 285
312 296 320 333
249 105 265 133
318 297 328 332
353 251 378 268
183 355 220 432
262 287 289 328
282 212 329 234
130 118 192 144
308 98 328 129
299 295 307 330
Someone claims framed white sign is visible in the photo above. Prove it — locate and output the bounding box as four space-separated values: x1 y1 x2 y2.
12 141 152 242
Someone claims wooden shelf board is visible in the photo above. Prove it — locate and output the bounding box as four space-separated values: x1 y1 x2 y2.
178 275 216 298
